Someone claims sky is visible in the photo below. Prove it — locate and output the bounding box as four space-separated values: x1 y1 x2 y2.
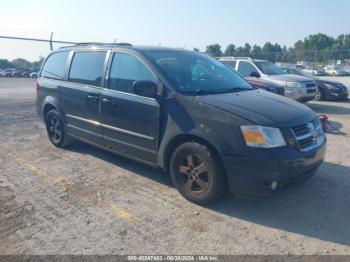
1 0 350 61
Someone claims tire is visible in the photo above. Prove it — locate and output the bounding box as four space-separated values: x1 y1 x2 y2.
169 142 227 205
314 89 324 101
45 109 73 148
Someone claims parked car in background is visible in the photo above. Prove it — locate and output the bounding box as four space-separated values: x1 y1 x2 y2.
324 65 348 76
1 69 15 77
36 44 326 204
219 57 316 102
220 60 285 96
20 69 33 78
342 65 350 75
11 68 27 77
280 67 349 101
300 67 326 76
30 72 38 78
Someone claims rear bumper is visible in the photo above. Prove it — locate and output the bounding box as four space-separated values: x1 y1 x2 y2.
221 141 326 197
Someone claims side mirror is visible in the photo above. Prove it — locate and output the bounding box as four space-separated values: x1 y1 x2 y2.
250 71 260 78
133 80 158 98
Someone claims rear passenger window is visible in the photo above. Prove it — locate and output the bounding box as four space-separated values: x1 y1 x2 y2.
41 51 69 80
238 61 259 77
108 53 156 94
222 60 236 69
69 52 106 86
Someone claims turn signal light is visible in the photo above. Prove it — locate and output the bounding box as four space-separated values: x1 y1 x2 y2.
241 129 265 144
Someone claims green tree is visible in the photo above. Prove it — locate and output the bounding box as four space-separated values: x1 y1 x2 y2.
31 56 45 70
11 58 32 69
0 59 13 69
243 43 251 56
206 44 222 57
224 44 235 56
251 45 263 59
193 47 200 52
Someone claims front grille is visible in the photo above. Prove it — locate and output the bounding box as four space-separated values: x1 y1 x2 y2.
291 118 325 152
275 88 285 95
307 89 316 93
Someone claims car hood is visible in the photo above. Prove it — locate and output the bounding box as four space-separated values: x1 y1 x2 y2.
267 74 313 82
193 89 316 127
316 79 343 86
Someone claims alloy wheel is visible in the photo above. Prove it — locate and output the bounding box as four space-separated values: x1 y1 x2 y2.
178 154 210 195
315 90 322 101
47 115 63 144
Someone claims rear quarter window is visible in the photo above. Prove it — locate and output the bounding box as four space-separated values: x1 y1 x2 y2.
41 51 69 80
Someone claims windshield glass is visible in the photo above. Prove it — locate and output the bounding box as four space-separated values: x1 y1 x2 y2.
254 61 286 75
144 50 253 94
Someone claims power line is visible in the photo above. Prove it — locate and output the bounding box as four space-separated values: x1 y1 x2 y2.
0 35 76 45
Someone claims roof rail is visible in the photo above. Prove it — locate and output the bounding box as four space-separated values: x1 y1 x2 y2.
217 56 253 61
76 42 133 46
114 42 133 46
217 56 235 60
234 57 253 60
59 42 133 49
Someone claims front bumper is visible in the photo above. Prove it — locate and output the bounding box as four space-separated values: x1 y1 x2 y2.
221 141 326 197
325 89 349 100
285 88 316 102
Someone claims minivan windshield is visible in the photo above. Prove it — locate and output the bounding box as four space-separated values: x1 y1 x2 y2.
144 50 253 95
254 61 286 76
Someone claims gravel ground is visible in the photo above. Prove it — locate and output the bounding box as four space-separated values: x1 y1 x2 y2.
0 78 350 255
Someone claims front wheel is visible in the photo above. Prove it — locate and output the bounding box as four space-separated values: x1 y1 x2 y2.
314 89 324 101
170 142 227 205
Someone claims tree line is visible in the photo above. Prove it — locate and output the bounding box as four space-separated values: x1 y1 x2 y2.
0 57 44 70
1 33 350 68
201 33 350 63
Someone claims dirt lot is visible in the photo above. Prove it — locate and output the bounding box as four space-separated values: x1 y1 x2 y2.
0 78 350 255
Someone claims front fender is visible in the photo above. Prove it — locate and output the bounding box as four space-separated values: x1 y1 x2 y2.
157 96 253 169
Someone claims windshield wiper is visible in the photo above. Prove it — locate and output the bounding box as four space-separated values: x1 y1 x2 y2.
181 89 215 95
211 87 253 94
181 87 253 95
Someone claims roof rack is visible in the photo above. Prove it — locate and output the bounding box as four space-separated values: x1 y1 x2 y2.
217 56 235 60
60 42 133 48
233 57 253 60
76 42 133 46
217 56 253 61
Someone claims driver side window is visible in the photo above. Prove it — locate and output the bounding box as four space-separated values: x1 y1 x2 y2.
238 61 259 77
108 53 156 94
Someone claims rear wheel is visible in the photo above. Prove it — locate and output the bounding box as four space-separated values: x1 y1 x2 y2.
45 109 73 147
170 142 227 205
314 89 324 101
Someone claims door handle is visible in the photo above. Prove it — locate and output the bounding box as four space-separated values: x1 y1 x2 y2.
102 98 116 107
87 94 100 103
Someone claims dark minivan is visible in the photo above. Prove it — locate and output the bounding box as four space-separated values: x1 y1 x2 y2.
36 43 326 204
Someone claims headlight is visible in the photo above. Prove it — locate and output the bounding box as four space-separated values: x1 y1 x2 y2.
286 82 303 88
240 125 287 148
